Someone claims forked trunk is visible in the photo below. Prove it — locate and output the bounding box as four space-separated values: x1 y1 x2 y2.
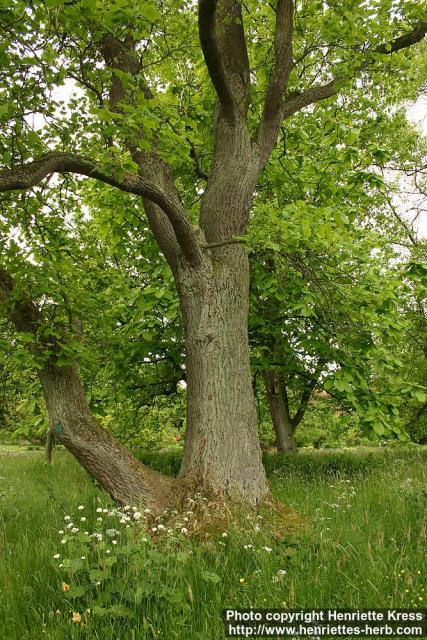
39 363 178 513
264 370 298 454
177 245 269 505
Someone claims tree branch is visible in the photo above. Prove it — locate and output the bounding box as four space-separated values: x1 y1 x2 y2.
199 0 251 120
0 152 203 265
198 0 235 118
279 20 427 122
257 0 294 159
0 267 42 334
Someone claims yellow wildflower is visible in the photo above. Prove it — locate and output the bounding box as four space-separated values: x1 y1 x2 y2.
239 578 245 583
72 612 82 624
61 582 70 593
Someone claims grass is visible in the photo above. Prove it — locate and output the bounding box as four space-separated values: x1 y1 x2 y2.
0 446 425 639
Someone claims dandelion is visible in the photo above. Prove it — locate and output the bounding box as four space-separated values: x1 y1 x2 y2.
61 582 70 592
78 505 84 511
239 578 245 583
71 612 82 624
53 554 60 559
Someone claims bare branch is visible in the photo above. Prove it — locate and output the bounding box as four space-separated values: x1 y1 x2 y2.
199 0 250 120
198 0 235 118
0 152 203 265
257 0 294 158
142 199 181 273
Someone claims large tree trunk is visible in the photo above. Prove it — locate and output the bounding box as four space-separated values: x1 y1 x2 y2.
176 245 269 505
39 363 179 513
264 370 297 454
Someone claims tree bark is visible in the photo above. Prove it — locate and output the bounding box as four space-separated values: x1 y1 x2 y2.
264 370 297 454
176 244 269 505
38 363 179 513
45 430 54 464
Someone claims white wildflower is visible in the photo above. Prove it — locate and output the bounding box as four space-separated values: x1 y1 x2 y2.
53 554 60 559
78 505 84 510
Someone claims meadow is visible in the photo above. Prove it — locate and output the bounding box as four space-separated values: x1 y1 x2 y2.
0 446 425 639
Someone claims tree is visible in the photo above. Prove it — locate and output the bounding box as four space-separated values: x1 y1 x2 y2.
0 0 426 511
248 92 427 453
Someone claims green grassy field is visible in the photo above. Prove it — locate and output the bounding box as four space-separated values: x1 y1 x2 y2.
0 446 425 639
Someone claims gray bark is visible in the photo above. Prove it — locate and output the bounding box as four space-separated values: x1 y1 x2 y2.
176 244 269 505
39 363 179 513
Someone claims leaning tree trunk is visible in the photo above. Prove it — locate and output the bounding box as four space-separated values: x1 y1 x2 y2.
177 245 269 505
264 370 297 454
39 363 179 513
